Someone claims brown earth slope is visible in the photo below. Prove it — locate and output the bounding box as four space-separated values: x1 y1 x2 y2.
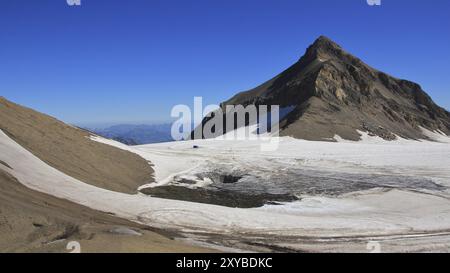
197 36 450 141
0 167 209 253
0 97 153 193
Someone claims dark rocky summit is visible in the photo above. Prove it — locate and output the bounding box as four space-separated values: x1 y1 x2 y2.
196 36 450 141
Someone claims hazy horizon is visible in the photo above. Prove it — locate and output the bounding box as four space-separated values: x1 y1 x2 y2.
75 120 174 130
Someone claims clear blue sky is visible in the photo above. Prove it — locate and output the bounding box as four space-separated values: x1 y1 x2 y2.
1 0 449 126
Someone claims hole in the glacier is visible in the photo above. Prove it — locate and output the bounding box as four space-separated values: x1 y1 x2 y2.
220 175 243 184
202 173 245 184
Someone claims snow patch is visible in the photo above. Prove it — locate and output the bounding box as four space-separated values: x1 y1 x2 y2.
420 127 450 143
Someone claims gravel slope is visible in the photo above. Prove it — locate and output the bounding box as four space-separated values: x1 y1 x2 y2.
0 168 210 253
0 97 154 194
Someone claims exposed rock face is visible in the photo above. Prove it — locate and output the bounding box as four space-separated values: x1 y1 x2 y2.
202 36 450 141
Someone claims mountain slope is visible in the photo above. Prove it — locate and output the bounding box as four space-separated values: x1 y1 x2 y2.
215 36 450 141
0 97 153 194
0 97 211 252
0 165 209 253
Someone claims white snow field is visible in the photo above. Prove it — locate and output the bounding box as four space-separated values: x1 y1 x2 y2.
2 128 450 252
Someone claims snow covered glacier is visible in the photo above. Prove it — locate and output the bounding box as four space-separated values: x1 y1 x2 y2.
2 128 450 252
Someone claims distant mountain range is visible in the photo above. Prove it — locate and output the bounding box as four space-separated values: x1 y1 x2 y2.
195 36 450 141
87 124 174 145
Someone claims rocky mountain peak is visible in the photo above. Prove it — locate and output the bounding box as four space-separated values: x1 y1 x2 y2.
311 35 341 50
203 36 450 141
303 35 345 61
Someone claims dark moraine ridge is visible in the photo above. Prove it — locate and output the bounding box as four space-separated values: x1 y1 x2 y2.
140 186 299 208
